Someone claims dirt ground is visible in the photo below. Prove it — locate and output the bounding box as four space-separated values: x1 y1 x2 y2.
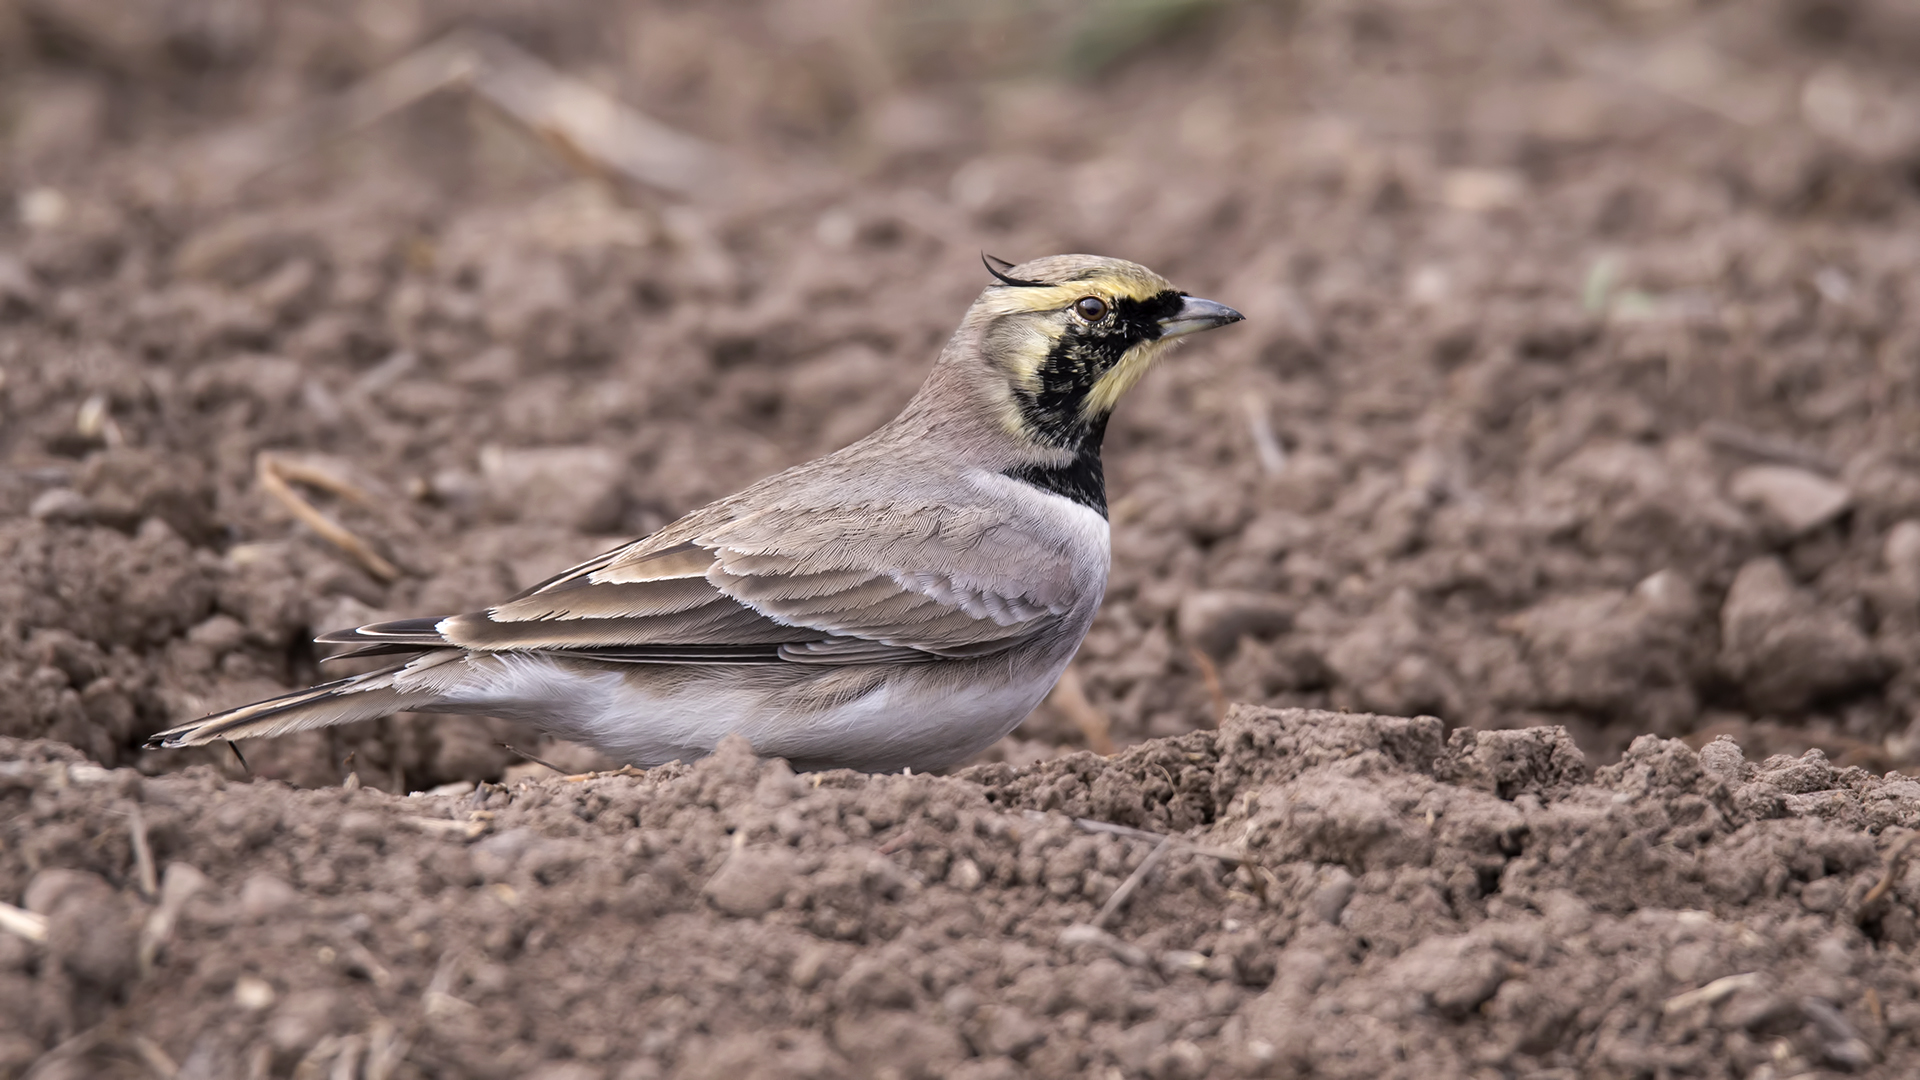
12 709 1920 1078
6 0 1920 1075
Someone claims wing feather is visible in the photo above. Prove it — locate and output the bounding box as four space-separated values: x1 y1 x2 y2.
320 485 1089 666
490 577 724 622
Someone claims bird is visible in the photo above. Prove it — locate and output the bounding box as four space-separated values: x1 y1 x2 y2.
146 254 1243 773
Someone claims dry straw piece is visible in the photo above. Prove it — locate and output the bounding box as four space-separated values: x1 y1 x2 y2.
179 29 723 202
256 452 403 582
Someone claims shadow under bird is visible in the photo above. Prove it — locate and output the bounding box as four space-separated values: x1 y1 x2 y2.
148 254 1244 772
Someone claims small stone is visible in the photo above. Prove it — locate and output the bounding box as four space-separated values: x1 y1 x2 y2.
35 870 137 990
234 975 276 1012
702 846 796 918
1730 465 1851 537
65 763 112 784
836 957 919 1010
471 828 539 881
1698 735 1746 781
1505 572 1699 730
1175 590 1293 658
158 862 211 911
77 447 220 544
789 944 838 989
1058 922 1149 967
831 1011 965 1077
1886 520 1920 593
0 932 31 974
28 488 93 524
1800 876 1848 914
428 468 485 509
1720 987 1789 1029
976 1006 1046 1057
0 253 41 312
1148 1040 1210 1080
1108 1019 1175 1076
1811 931 1855 975
1663 940 1717 984
1309 868 1357 925
1160 950 1208 976
187 614 247 654
1719 557 1883 712
340 811 386 843
946 857 983 891
480 445 625 532
526 1065 606 1080
239 874 300 919
753 763 801 808
267 989 341 1053
940 985 980 1018
23 869 98 915
173 214 312 284
1435 726 1591 800
1538 890 1594 937
1382 933 1508 1017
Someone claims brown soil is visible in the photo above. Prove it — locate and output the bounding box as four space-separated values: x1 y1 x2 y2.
6 0 1920 1076
10 708 1920 1078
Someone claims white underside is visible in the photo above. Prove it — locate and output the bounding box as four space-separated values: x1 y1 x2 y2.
417 649 1071 772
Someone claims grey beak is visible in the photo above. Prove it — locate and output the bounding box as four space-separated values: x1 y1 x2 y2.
1158 296 1245 339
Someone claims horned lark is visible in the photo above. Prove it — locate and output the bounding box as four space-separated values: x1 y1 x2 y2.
148 255 1243 772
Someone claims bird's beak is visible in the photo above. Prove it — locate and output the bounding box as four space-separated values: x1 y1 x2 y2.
1159 296 1245 339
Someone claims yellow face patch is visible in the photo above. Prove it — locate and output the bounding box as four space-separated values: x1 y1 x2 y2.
974 257 1188 449
1078 335 1180 418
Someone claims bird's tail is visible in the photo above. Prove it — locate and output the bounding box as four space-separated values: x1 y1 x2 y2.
144 652 462 748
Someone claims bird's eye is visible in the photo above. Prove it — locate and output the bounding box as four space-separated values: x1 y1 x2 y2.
1074 296 1109 322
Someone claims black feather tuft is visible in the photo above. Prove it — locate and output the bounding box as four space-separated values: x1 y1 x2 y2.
1005 448 1107 518
982 253 1048 289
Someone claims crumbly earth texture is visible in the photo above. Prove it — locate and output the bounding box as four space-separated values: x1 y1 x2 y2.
7 0 1920 1076
8 706 1920 1079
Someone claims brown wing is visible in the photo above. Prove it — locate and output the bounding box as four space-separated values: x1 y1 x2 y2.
319 499 1079 665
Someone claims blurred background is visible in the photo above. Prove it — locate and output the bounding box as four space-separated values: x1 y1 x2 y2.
4 0 1920 790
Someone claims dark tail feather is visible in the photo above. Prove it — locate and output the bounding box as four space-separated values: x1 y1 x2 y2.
145 655 453 748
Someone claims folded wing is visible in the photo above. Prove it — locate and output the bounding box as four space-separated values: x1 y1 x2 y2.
318 499 1079 666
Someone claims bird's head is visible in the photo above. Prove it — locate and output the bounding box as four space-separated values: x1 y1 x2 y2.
962 253 1243 453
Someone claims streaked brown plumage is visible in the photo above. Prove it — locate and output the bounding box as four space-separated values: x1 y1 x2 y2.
147 254 1243 772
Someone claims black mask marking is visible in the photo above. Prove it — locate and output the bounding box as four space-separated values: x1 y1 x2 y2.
1009 288 1184 451
1001 288 1183 517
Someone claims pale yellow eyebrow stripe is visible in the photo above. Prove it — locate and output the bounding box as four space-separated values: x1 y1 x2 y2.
975 267 1176 319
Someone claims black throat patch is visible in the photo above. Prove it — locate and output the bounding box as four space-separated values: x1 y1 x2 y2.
1001 288 1183 518
1004 416 1110 517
